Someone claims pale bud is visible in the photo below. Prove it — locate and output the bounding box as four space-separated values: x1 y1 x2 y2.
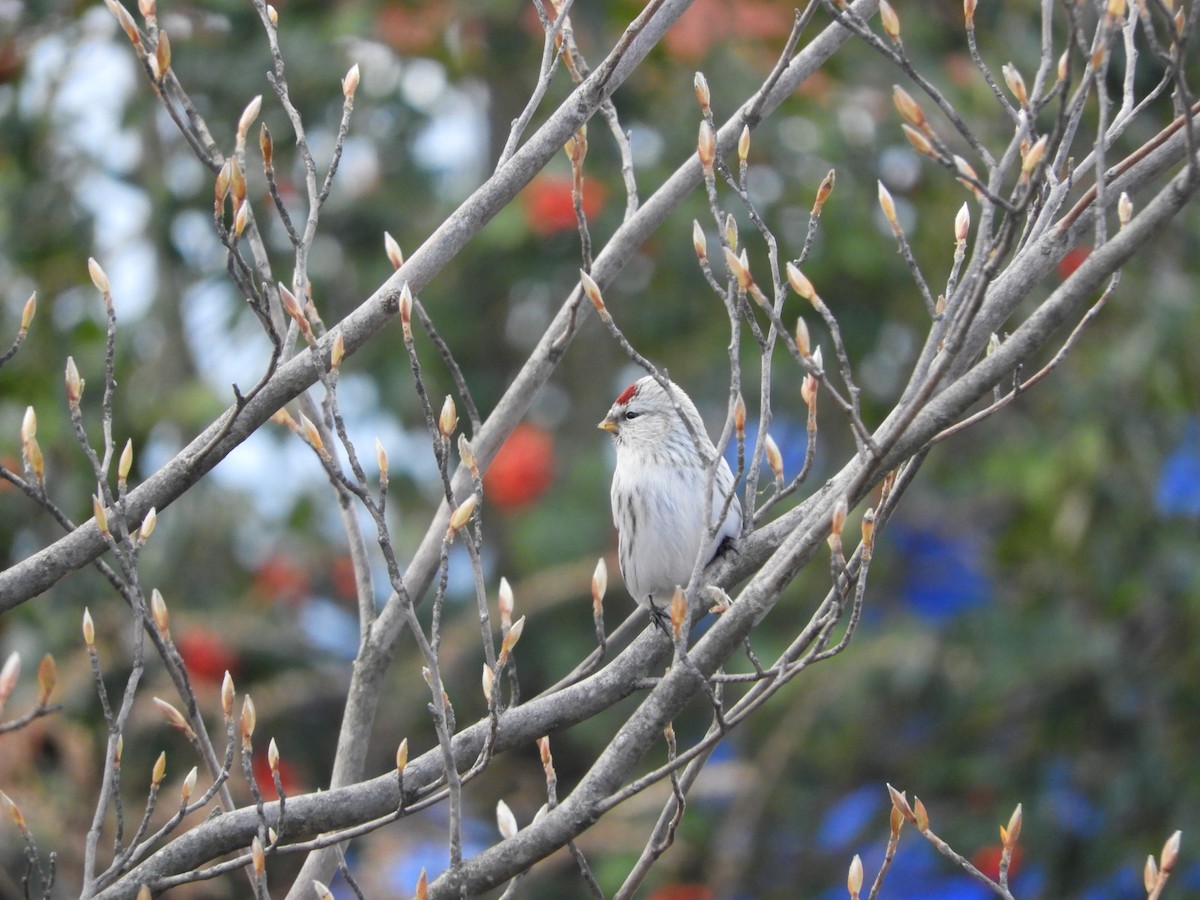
697 121 715 175
229 156 246 207
0 653 18 716
954 155 982 198
877 181 900 233
879 0 900 41
901 124 935 158
152 751 167 787
181 766 197 804
105 0 142 50
887 784 915 823
279 283 309 334
35 653 55 706
913 796 930 832
724 213 738 251
221 671 235 717
376 438 389 486
500 615 526 659
138 507 157 543
812 346 824 373
733 393 746 435
764 433 783 484
693 71 710 112
1 790 26 830
267 4 278 25
498 576 514 630
482 664 494 704
330 332 345 372
580 270 610 323
83 607 96 648
737 125 750 165
831 496 848 538
241 694 256 741
384 231 404 269
861 507 877 558
1021 135 1048 175
93 495 110 537
1106 0 1126 21
396 738 409 774
812 169 835 216
342 63 360 99
154 696 194 738
251 835 265 877
267 737 279 773
954 203 970 243
439 395 458 438
670 586 687 638
20 406 36 443
237 95 262 144
964 0 976 28
892 85 926 130
298 414 328 460
1118 191 1133 227
233 200 250 237
448 494 477 534
692 220 707 261
458 434 479 479
1056 50 1069 84
591 558 606 613
88 257 111 295
723 247 749 291
848 854 864 897
260 124 273 169
802 373 818 407
213 163 232 218
496 800 518 839
1145 855 1160 892
1161 830 1181 873
786 262 819 306
795 317 811 357
1002 63 1028 107
154 30 170 79
399 283 413 337
415 868 428 900
1003 803 1023 848
151 588 169 638
20 293 36 333
117 439 134 486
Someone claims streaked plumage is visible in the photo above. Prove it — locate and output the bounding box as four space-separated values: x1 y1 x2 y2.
598 376 742 627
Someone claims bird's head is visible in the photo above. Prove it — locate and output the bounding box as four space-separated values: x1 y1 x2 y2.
598 376 700 449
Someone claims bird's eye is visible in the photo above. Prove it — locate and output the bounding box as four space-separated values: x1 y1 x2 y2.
624 410 640 420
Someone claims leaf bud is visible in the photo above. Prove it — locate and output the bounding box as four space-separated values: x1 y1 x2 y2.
693 71 710 113
37 653 56 706
496 799 518 839
384 231 404 270
439 395 458 439
342 63 360 99
20 293 36 333
697 120 715 175
151 588 170 638
88 257 111 295
692 220 707 262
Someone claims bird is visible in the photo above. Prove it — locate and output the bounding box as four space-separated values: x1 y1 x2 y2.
598 375 743 631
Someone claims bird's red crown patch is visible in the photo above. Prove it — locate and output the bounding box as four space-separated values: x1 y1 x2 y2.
615 382 638 406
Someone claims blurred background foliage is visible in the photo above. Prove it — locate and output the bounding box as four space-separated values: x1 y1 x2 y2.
1 0 1199 897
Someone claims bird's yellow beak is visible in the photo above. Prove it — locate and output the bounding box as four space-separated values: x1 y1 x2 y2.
597 416 618 433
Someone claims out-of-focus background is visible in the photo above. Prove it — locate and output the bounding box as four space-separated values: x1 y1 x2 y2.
2 1 1199 897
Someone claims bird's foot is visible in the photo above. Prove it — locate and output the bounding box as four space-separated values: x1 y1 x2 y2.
647 600 671 634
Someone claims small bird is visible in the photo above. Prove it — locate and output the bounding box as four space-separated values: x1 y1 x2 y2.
598 375 743 630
